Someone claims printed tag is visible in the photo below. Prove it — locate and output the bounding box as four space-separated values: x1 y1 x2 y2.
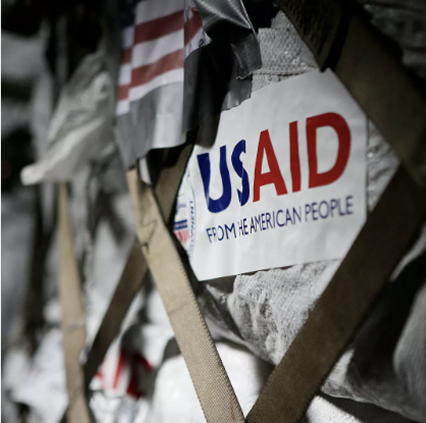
175 70 367 280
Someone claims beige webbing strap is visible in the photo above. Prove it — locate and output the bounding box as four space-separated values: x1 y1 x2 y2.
274 0 426 188
83 145 194 386
86 4 426 422
247 166 426 423
57 183 90 423
246 1 426 422
127 169 245 423
84 238 147 385
336 9 426 188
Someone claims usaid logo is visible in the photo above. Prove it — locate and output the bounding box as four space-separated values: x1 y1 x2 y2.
175 70 367 280
197 112 350 213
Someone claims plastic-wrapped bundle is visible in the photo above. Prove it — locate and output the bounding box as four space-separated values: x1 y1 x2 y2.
177 11 426 422
1 28 46 354
4 0 425 422
21 48 115 185
5 39 136 422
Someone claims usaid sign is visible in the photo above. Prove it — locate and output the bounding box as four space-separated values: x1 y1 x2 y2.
175 70 367 281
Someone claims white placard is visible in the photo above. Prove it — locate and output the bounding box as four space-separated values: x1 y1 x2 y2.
174 70 367 281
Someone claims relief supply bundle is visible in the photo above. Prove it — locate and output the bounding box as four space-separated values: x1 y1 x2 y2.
2 0 426 422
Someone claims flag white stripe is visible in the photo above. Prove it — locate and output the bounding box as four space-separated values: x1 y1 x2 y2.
118 64 132 85
129 68 183 102
116 100 130 115
184 5 194 23
131 29 184 68
184 29 205 58
122 26 135 48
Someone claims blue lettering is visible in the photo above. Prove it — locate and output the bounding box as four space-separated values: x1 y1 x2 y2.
265 213 272 229
217 225 225 241
206 228 213 243
276 210 285 227
330 199 338 217
312 202 318 220
255 215 261 231
250 217 256 233
231 140 250 206
346 195 353 214
293 207 302 223
238 220 244 236
319 201 329 219
225 223 236 239
286 209 293 225
337 198 346 216
197 146 232 213
243 218 248 235
305 204 311 221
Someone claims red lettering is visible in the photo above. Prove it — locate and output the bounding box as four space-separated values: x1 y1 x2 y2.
289 121 301 192
253 130 287 202
307 113 351 188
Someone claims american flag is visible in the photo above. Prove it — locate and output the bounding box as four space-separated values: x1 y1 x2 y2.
174 219 190 244
116 0 208 116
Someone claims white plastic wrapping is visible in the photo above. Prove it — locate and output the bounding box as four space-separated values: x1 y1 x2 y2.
21 48 115 185
189 11 426 422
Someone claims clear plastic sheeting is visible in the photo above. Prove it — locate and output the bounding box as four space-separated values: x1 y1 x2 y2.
196 10 426 422
1 389 20 423
8 329 68 423
21 48 115 185
252 11 317 92
1 98 30 138
1 30 44 84
2 1 426 422
359 0 426 79
87 279 272 423
193 0 262 78
1 188 35 351
301 394 416 423
143 342 272 423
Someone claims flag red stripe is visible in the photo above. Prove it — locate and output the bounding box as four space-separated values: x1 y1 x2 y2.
184 10 203 45
134 10 183 45
176 231 189 243
117 84 130 101
131 49 183 87
122 47 132 64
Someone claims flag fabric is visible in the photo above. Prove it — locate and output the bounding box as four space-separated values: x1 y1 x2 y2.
117 0 184 117
115 0 209 173
184 1 208 59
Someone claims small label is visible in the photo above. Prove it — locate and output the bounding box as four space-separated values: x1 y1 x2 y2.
175 70 367 280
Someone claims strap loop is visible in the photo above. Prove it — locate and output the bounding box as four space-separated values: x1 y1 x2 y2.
58 183 91 423
127 169 245 423
84 144 193 386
